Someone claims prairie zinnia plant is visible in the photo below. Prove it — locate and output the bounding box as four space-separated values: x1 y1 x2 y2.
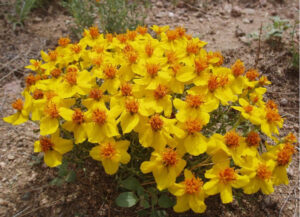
4 26 297 214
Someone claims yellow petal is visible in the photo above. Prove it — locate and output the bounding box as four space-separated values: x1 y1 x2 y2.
89 146 102 161
40 117 59 135
140 161 155 174
44 150 62 167
203 179 219 195
173 195 190 213
34 141 42 152
220 184 233 204
102 159 119 175
189 195 206 213
121 113 139 134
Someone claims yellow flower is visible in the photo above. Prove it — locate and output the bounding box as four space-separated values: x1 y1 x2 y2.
90 139 130 175
34 130 73 167
3 92 32 125
260 106 283 137
240 157 275 195
169 169 206 213
141 147 186 190
203 156 249 203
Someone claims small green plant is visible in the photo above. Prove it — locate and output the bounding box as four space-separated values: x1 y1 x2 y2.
50 159 77 186
265 16 291 47
61 0 96 38
290 21 299 71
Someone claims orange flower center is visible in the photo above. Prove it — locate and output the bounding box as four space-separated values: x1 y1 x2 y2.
40 137 54 152
127 51 138 64
154 85 168 100
224 131 240 148
186 94 205 108
127 30 137 41
243 105 253 113
231 59 245 77
26 74 36 87
105 33 113 42
12 99 23 111
32 60 41 69
49 50 58 61
277 149 291 166
171 63 181 75
266 109 281 123
175 27 186 37
146 63 160 77
246 132 260 147
120 83 133 96
100 143 116 159
71 44 81 54
93 45 104 54
166 30 178 41
89 88 103 100
162 148 178 167
285 133 296 144
266 100 278 110
45 102 59 118
195 58 208 74
219 75 229 87
51 68 62 78
246 69 259 81
208 75 219 92
58 37 70 47
45 91 57 100
256 164 272 180
149 115 164 131
89 27 99 39
72 109 85 124
104 64 117 79
184 177 203 194
117 34 128 43
92 109 107 125
137 26 147 35
185 119 203 134
65 70 77 85
125 99 139 114
145 43 154 57
283 143 295 156
92 55 103 67
165 50 177 64
186 42 199 55
219 168 237 184
33 89 44 100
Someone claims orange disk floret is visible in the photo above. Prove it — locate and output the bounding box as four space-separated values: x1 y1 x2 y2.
208 51 224 66
246 69 259 81
246 131 260 147
154 84 168 99
48 50 58 61
100 142 116 159
175 26 186 37
51 68 62 78
127 30 137 41
276 148 292 166
283 143 295 156
265 108 281 123
125 99 139 114
71 44 82 54
165 50 177 64
12 99 23 111
224 131 240 148
208 75 219 92
126 51 138 64
72 109 85 124
26 74 36 87
162 148 178 167
231 59 245 77
105 33 113 42
89 27 99 39
219 168 237 184
92 109 107 125
285 133 297 144
92 55 103 67
117 34 128 43
146 63 160 77
103 64 117 79
40 137 54 152
195 58 208 74
120 83 133 96
218 75 229 87
186 41 199 55
65 70 77 85
184 176 203 194
93 45 104 54
45 102 59 118
149 115 164 131
185 119 203 135
186 94 205 108
136 26 147 35
58 37 71 47
145 42 154 57
166 30 178 41
170 63 181 75
266 100 278 111
89 88 103 100
33 89 44 100
243 105 253 113
256 164 272 180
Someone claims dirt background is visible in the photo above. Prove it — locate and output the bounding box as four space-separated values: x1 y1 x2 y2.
0 0 299 216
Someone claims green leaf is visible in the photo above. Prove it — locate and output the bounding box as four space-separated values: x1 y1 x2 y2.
65 170 76 183
121 177 141 191
150 210 167 217
140 197 150 209
50 177 64 186
115 192 138 207
158 194 175 208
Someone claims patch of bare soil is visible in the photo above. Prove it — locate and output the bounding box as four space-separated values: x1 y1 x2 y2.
0 0 299 216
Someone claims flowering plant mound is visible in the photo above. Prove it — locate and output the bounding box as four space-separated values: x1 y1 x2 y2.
4 25 297 213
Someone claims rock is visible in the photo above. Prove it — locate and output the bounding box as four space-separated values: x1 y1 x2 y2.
243 8 255 15
156 1 163 8
280 98 288 106
155 12 165 18
263 196 277 208
260 0 267 6
33 17 42 22
7 154 15 160
231 6 242 17
242 18 251 24
239 36 250 45
235 26 245 37
287 166 294 177
223 3 232 13
271 10 278 16
168 12 175 18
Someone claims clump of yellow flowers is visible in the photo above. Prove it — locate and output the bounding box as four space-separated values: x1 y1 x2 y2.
3 25 297 213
